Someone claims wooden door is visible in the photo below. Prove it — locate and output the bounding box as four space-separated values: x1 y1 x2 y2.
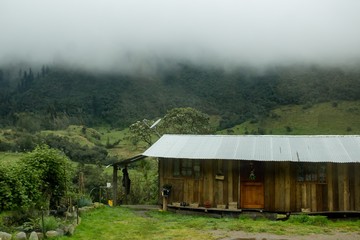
241 182 264 209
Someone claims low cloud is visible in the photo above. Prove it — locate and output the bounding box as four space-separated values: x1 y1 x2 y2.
1 0 360 72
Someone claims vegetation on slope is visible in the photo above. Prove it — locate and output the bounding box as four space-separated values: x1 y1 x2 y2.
1 63 360 130
221 101 360 135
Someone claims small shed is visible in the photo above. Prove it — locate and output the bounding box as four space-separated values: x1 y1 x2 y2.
143 134 360 213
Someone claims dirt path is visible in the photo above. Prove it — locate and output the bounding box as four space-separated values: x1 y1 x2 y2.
211 230 360 240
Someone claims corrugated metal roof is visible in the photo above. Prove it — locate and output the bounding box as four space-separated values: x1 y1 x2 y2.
143 135 360 163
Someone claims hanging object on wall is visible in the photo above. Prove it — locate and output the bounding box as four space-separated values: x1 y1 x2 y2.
249 162 256 180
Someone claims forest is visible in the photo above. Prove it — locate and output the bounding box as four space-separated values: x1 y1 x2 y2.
1 63 360 131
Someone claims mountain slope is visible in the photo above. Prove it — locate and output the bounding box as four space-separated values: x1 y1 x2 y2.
1 63 360 130
222 101 360 135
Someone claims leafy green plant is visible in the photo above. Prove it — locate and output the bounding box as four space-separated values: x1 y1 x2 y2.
78 196 93 208
41 216 59 232
22 217 41 232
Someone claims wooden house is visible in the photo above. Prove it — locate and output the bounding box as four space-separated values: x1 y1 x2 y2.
142 135 360 213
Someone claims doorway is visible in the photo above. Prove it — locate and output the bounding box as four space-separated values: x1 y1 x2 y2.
240 161 264 209
240 182 264 209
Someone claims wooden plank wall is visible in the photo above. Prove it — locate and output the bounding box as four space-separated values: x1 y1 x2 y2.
264 162 275 211
292 163 360 212
159 158 360 212
354 163 360 211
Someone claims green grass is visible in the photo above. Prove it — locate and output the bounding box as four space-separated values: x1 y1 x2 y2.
58 207 360 240
221 101 360 135
95 126 147 159
0 152 23 165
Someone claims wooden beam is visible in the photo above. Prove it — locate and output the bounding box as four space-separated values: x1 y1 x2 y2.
227 161 233 203
284 162 291 211
311 183 317 212
355 164 360 211
301 183 307 210
327 163 334 211
112 165 118 206
238 161 241 208
343 165 350 211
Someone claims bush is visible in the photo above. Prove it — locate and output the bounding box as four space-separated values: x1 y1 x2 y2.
0 145 74 212
77 196 93 208
0 164 38 211
40 216 59 231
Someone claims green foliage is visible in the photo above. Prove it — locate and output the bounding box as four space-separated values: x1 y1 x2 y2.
160 107 213 134
75 164 110 202
43 134 112 165
2 64 360 130
129 120 154 146
0 164 35 210
14 112 42 133
21 145 73 208
0 145 74 211
126 159 159 204
77 196 93 208
22 217 41 232
129 107 213 146
41 215 59 232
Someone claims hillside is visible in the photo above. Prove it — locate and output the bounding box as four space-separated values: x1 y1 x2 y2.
1 101 360 163
1 63 360 130
221 101 360 135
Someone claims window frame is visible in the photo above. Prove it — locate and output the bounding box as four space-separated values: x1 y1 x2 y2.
173 159 201 179
296 163 327 183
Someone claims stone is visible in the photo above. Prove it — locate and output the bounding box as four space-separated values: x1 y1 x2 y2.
67 224 75 236
73 216 81 225
56 228 64 237
29 231 39 240
0 231 12 240
46 230 59 238
36 232 44 240
64 211 73 218
15 231 27 240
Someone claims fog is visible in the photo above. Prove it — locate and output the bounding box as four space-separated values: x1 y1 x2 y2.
1 0 360 72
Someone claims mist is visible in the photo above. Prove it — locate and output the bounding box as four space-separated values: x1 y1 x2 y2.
1 0 360 73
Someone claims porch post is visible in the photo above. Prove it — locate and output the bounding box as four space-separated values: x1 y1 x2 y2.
238 161 241 209
327 163 334 211
113 165 118 206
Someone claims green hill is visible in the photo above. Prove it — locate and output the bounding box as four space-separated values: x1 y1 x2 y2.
221 101 360 135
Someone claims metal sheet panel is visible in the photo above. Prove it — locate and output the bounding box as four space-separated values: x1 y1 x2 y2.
142 135 360 163
271 136 292 161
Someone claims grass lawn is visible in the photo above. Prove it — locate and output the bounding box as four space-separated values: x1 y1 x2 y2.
58 206 360 240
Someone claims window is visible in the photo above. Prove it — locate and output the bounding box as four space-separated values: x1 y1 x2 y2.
297 163 326 183
173 159 201 178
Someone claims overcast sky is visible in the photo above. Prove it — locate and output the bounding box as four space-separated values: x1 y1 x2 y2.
1 0 360 72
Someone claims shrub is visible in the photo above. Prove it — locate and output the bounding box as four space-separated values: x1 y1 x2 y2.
78 196 93 208
22 217 41 232
40 216 59 232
